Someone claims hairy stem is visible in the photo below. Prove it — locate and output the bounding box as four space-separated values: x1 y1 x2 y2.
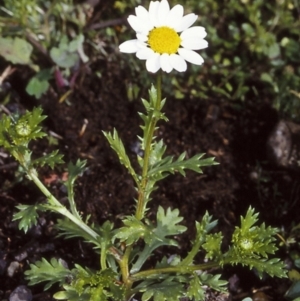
135 72 162 221
129 261 218 281
27 169 100 244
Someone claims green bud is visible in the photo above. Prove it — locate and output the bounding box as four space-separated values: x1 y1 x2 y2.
15 121 31 137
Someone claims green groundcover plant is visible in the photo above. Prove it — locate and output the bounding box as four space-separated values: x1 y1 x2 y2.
0 1 287 300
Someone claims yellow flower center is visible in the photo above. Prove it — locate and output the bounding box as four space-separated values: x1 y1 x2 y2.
148 26 181 54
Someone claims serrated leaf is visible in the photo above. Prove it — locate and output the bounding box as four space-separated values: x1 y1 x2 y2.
66 159 87 186
203 232 223 260
56 268 125 301
114 216 150 245
0 107 47 151
13 204 46 233
199 273 227 291
155 207 187 243
54 284 91 301
56 218 101 248
139 85 168 152
239 206 259 235
141 279 184 301
180 212 218 266
148 152 217 179
131 207 186 273
31 150 64 169
229 257 287 279
231 207 279 258
103 129 139 186
186 274 205 301
25 258 73 290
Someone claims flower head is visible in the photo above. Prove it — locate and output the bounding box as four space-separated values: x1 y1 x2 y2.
119 0 208 73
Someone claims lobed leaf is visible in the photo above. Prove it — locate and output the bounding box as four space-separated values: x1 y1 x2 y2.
13 204 46 233
66 159 87 186
103 129 139 186
56 218 101 248
113 216 151 245
131 207 187 273
141 278 184 301
186 274 205 301
148 151 217 180
25 258 73 290
203 232 223 260
31 149 64 169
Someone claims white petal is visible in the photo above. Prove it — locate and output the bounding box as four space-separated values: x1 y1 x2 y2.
169 54 187 72
180 26 207 39
157 0 170 26
160 53 173 73
119 40 139 53
135 6 149 19
128 15 151 34
174 13 198 32
136 33 148 42
149 1 160 27
181 38 208 50
146 53 161 73
135 6 153 31
165 4 184 28
178 48 204 65
136 48 155 60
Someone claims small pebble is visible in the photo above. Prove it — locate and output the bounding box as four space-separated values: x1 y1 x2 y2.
9 285 32 301
7 261 19 277
14 250 28 262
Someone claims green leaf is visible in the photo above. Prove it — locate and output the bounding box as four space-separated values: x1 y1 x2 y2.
54 285 91 301
103 129 139 185
199 273 227 292
114 216 150 245
138 85 168 152
56 218 101 248
26 69 52 99
141 278 184 301
25 258 73 290
180 212 218 266
231 207 278 258
186 274 205 301
223 207 287 278
155 206 187 244
0 37 33 65
229 257 287 279
203 232 223 260
131 207 186 273
54 268 125 301
148 150 217 179
13 204 46 233
66 159 87 186
0 107 47 151
50 36 80 68
31 150 64 169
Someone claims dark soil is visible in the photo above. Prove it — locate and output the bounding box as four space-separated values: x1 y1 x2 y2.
0 57 299 300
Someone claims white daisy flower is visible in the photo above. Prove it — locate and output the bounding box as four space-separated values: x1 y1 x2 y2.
119 0 208 73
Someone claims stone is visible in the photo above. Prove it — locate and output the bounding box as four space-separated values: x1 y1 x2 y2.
9 285 32 301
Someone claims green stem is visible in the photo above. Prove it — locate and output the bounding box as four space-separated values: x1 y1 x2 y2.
180 236 206 266
135 72 162 221
100 247 107 270
130 261 218 282
119 246 133 298
67 179 81 220
27 169 100 243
